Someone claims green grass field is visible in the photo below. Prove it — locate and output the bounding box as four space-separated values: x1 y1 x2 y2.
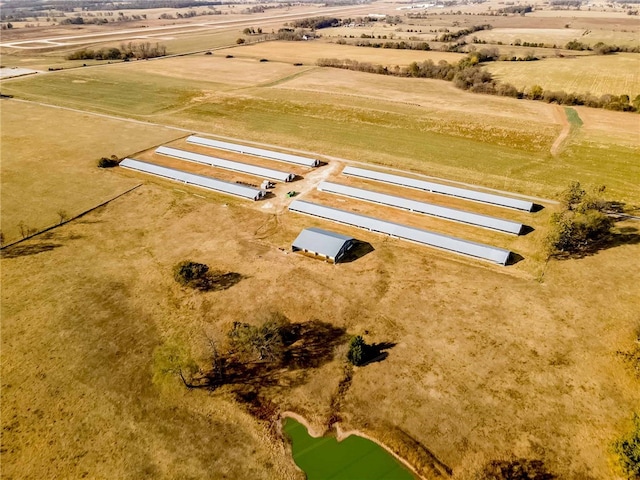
284 418 416 480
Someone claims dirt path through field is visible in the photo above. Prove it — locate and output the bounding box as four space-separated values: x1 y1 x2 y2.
550 105 570 156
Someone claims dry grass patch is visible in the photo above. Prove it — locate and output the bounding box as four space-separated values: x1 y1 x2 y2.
0 100 182 242
2 181 638 478
486 54 640 97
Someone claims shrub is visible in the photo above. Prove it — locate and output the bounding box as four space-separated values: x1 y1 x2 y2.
347 336 366 365
173 260 209 288
612 413 640 478
97 156 119 168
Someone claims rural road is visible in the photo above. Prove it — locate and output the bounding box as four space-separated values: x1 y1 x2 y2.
2 96 560 206
550 104 571 156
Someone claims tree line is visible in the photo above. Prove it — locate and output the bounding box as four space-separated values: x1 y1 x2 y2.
66 42 167 61
317 53 640 112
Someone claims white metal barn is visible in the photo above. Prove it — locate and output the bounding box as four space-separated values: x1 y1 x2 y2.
292 227 355 263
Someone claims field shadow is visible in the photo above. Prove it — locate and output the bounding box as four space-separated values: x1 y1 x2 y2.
200 319 348 392
291 175 304 182
341 240 374 263
553 227 640 260
1 243 62 259
202 271 245 292
507 252 525 265
520 225 535 236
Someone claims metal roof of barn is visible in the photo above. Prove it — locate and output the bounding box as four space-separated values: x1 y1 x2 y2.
119 158 265 200
318 181 523 235
289 200 512 265
187 135 320 167
292 227 354 260
342 166 534 212
156 146 295 182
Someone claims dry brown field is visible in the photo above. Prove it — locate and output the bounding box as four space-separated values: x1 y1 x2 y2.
0 101 182 243
2 168 638 478
487 54 640 97
2 6 640 480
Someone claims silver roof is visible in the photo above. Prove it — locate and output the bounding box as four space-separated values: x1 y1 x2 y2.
318 181 523 235
187 135 320 167
343 166 534 212
292 227 354 259
156 146 295 182
289 200 511 265
120 158 265 200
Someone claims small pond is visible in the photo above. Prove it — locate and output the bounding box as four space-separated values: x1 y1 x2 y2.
283 417 417 480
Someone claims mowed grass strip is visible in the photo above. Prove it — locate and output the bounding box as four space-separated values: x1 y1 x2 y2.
486 53 640 96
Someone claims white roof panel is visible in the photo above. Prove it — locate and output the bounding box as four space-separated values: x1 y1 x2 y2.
187 135 320 167
156 146 295 182
120 158 265 200
343 166 534 212
292 227 354 261
289 200 512 265
318 181 523 235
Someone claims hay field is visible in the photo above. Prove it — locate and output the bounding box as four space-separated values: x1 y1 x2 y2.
486 54 640 97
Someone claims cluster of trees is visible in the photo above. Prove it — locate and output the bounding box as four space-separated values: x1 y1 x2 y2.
242 27 263 35
546 182 615 256
290 16 341 29
437 24 492 42
352 39 431 50
495 5 534 14
67 42 167 61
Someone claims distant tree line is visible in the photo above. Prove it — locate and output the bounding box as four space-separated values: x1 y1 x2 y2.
290 16 341 29
317 52 640 112
66 42 167 61
495 5 534 14
437 24 492 42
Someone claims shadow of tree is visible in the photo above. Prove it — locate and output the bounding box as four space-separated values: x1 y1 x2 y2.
360 341 396 366
1 243 62 259
197 320 348 393
553 227 640 260
206 271 245 291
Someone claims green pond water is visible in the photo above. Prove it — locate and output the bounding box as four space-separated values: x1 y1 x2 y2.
283 418 416 480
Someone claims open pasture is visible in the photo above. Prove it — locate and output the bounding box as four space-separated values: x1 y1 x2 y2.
0 100 183 243
486 53 640 97
2 174 638 478
465 27 587 47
